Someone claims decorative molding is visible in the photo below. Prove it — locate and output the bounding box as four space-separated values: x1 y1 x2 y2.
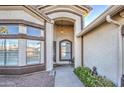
45 10 84 30
0 5 51 23
46 10 82 17
0 34 45 41
0 19 45 29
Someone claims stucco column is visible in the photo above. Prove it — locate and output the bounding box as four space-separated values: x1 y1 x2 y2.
46 22 54 71
74 20 82 68
18 25 26 66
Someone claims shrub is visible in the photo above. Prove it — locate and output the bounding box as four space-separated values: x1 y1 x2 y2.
74 66 115 87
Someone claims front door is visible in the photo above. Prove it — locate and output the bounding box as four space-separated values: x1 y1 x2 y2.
59 40 72 62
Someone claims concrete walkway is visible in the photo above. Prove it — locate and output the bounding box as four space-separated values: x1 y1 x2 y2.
54 65 84 87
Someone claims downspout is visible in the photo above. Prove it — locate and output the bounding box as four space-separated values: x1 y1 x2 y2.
106 15 123 86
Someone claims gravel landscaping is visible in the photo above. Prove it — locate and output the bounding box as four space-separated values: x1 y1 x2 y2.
0 71 55 87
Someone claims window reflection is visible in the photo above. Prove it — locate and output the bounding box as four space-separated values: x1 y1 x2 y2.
6 40 18 66
27 26 41 37
0 25 18 34
0 39 18 66
60 40 72 61
0 24 43 66
0 39 4 66
27 40 41 64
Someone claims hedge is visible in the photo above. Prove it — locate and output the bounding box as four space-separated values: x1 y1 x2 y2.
74 67 115 87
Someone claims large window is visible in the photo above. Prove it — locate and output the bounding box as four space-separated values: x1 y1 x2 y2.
0 25 19 66
27 40 41 65
59 40 72 61
0 24 43 66
27 26 41 37
0 39 18 66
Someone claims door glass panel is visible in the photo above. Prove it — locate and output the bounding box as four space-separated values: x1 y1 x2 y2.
0 39 4 66
60 40 72 61
27 40 41 64
6 39 18 66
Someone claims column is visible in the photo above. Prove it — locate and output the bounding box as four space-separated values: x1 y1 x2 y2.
18 24 27 66
74 20 82 68
46 22 54 71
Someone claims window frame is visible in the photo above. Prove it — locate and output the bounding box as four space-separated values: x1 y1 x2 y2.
59 39 72 61
0 22 45 66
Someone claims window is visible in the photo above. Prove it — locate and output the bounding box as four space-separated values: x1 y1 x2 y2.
0 25 18 35
0 39 18 66
6 39 18 66
0 39 4 66
59 40 72 61
27 26 41 37
27 40 41 65
0 24 44 66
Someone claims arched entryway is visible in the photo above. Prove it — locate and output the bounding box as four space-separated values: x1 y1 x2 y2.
33 5 91 71
46 12 82 71
53 19 74 66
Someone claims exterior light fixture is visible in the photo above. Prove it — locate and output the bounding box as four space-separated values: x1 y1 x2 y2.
60 31 64 33
60 19 64 34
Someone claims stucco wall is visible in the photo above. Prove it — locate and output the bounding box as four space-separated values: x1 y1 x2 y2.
54 25 74 64
0 10 44 25
83 22 119 85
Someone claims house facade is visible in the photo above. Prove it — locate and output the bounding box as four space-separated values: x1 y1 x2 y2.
0 5 91 74
0 5 124 87
78 5 124 86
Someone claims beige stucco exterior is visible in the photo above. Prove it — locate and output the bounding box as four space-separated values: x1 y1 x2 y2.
0 10 44 25
83 22 119 85
0 5 90 72
82 10 124 86
1 5 124 86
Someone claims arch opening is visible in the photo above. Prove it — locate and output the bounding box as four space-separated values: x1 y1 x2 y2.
53 18 75 66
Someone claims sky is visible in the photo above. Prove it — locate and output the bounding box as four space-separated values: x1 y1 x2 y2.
84 5 110 27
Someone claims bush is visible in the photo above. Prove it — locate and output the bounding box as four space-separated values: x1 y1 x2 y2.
74 66 115 87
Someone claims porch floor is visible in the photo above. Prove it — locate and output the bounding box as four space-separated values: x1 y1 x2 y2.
54 65 84 87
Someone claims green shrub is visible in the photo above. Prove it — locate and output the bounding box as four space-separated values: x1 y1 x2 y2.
74 66 115 87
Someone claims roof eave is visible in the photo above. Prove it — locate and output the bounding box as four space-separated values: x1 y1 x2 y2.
24 5 52 23
77 5 124 37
